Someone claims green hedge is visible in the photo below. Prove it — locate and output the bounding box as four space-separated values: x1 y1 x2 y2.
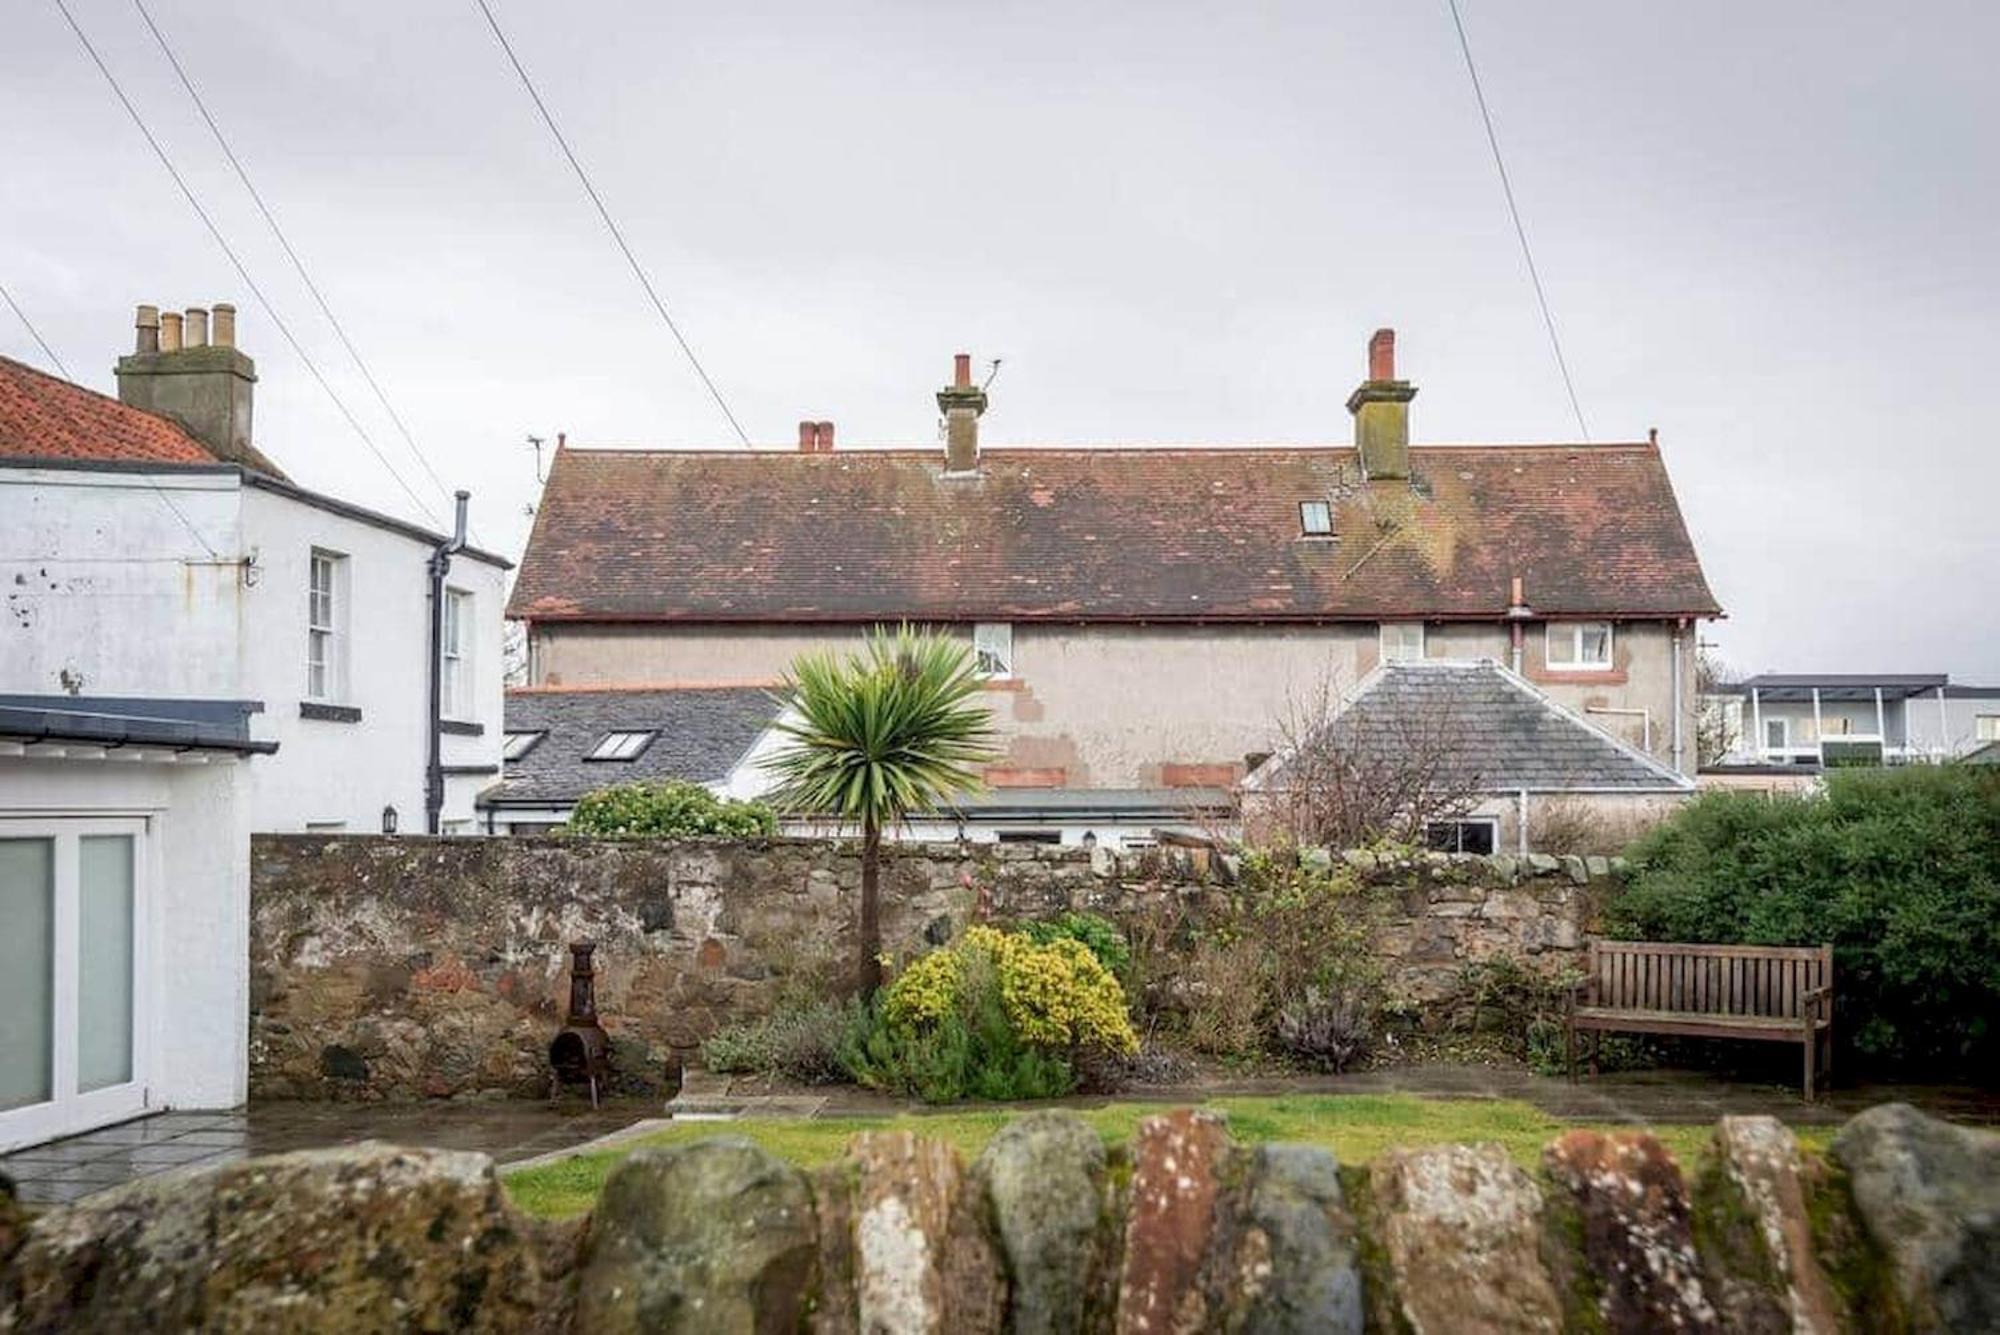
565 779 777 839
1605 765 2000 1077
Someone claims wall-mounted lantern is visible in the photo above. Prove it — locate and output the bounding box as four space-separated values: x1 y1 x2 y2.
381 805 399 835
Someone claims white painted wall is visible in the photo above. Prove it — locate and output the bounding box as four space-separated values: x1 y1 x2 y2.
239 484 506 831
0 752 252 1114
0 465 507 831
0 467 245 697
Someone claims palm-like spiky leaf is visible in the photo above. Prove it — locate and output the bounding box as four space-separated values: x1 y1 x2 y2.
763 625 999 829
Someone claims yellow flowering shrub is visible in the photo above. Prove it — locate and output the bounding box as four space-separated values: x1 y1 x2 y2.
882 924 1138 1055
881 945 962 1031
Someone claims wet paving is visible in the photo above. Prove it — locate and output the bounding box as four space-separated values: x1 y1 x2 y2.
1 1099 652 1207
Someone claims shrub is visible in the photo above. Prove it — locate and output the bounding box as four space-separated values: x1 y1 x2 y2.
700 997 866 1085
1184 935 1266 1058
852 926 1138 1102
1170 850 1395 1065
565 779 777 839
1022 912 1133 981
1274 984 1373 1072
1605 765 2000 1077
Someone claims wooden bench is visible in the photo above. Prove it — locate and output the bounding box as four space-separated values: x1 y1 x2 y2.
1567 940 1835 1100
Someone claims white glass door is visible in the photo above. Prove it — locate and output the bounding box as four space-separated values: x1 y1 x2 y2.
0 820 149 1152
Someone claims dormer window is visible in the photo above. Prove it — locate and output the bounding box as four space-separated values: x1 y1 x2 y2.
1299 500 1334 537
587 730 655 761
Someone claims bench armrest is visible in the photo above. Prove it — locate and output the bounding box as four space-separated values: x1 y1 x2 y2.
1801 984 1833 1018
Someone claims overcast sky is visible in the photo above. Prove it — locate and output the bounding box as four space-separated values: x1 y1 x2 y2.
5 1 1996 679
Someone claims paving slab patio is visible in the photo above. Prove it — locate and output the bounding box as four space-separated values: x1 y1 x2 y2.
1 1098 653 1207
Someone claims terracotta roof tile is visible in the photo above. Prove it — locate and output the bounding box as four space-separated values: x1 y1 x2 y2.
509 442 1720 623
0 355 217 465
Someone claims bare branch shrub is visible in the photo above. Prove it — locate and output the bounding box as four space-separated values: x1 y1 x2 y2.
1695 649 1739 768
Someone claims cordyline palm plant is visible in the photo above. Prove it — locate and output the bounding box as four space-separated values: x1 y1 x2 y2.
763 626 999 995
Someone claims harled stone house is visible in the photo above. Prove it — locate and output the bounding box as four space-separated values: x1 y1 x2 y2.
508 331 1720 846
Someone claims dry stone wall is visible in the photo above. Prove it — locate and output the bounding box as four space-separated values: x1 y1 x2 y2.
249 834 1607 1100
6 1104 1991 1332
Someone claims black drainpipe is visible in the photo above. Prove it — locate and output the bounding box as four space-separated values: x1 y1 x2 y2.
426 490 471 835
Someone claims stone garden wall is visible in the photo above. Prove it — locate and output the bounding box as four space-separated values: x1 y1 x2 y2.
7 1103 1993 1331
248 834 1609 1100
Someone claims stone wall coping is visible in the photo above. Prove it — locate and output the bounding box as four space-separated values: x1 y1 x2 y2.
252 831 1622 881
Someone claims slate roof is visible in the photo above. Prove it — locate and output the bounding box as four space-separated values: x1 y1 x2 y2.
0 355 216 465
508 442 1719 624
1251 661 1692 793
482 686 781 806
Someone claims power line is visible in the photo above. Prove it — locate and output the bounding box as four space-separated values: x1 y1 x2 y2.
129 0 473 538
470 0 753 447
1445 0 1591 442
53 0 445 527
1 282 74 379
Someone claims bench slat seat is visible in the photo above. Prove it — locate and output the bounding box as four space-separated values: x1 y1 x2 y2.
1567 939 1835 1100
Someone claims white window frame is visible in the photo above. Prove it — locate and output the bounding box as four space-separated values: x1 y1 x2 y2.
1379 621 1426 663
503 731 544 762
1424 817 1499 855
1765 717 1791 751
0 817 152 1154
973 622 1013 679
1545 620 1613 671
587 730 655 761
1977 715 2000 742
440 587 471 720
306 549 346 702
1298 500 1334 537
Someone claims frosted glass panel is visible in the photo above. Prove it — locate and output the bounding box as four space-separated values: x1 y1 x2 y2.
0 839 54 1112
79 836 136 1093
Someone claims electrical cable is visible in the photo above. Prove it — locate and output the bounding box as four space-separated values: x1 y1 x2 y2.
54 0 446 526
130 0 475 537
471 0 752 447
1445 0 1591 441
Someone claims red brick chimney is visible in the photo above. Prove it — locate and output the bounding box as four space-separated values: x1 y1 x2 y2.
798 420 816 452
1368 328 1396 381
815 420 834 451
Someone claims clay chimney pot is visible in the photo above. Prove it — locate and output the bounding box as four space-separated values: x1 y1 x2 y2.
212 303 236 349
1368 328 1396 381
185 307 209 348
160 311 183 352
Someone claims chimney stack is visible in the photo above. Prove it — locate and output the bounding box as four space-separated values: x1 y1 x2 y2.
117 301 260 470
798 420 816 452
1346 327 1416 481
814 420 834 451
936 351 987 474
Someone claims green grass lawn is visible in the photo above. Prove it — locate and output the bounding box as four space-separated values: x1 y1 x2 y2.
503 1093 1825 1220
